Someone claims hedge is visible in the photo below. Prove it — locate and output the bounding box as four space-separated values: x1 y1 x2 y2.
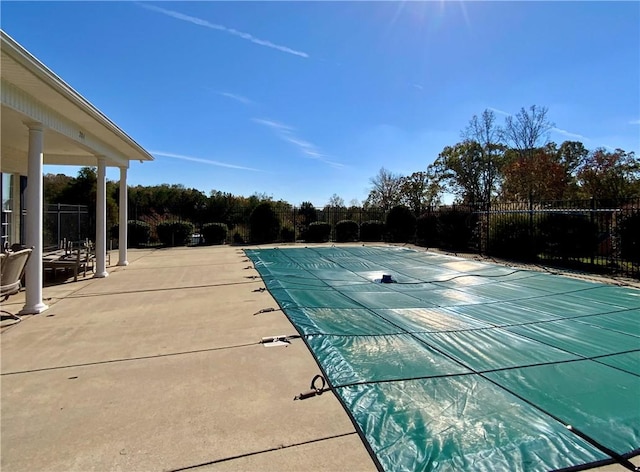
109 220 151 248
360 220 384 242
305 222 331 242
386 205 416 243
249 203 280 244
157 221 194 246
539 213 598 259
335 220 359 242
201 222 228 245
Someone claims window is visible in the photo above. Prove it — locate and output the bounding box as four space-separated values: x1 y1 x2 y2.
1 173 14 248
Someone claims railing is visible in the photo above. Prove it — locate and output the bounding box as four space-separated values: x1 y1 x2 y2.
474 198 639 279
122 199 639 279
43 204 90 248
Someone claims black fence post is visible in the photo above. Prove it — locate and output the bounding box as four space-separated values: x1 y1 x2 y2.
590 198 596 266
529 196 535 261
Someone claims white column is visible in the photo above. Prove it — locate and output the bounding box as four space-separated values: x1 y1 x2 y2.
20 123 48 315
117 167 128 266
94 156 108 278
11 174 21 244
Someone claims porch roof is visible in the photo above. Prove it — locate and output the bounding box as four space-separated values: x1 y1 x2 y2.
0 29 153 174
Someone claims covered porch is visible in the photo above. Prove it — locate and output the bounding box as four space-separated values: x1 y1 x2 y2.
1 30 153 314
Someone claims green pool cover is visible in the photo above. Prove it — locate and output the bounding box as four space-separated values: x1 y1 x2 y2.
245 246 640 472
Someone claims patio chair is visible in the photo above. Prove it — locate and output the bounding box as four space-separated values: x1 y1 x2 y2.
1 247 33 327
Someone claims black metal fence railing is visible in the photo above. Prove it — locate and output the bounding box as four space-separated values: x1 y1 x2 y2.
44 204 90 248
474 198 639 279
117 198 639 279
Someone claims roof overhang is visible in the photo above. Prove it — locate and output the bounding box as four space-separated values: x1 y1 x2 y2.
0 29 154 175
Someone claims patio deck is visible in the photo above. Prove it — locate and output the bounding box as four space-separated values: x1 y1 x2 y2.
1 246 375 472
1 245 637 472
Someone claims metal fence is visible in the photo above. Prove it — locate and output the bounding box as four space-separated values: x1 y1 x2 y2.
44 204 90 248
126 199 639 279
474 198 640 279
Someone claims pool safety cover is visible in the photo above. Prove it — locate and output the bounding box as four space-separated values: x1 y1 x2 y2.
245 246 640 472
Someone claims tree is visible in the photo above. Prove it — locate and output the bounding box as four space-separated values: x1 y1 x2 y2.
555 140 589 198
365 167 402 210
501 105 554 201
501 105 554 158
327 193 345 208
461 109 506 202
399 171 440 215
557 140 589 176
44 173 74 204
501 147 568 201
577 148 639 201
432 141 486 204
298 201 317 226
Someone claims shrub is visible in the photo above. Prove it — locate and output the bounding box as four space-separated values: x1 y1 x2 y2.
201 222 228 245
617 210 640 263
305 222 331 242
488 214 542 260
233 232 245 244
360 220 384 242
539 213 598 259
386 205 416 243
437 208 477 251
110 220 151 248
281 226 296 242
335 220 359 242
156 221 194 247
416 212 438 247
249 202 280 244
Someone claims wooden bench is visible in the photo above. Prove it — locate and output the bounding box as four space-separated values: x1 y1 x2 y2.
43 242 95 282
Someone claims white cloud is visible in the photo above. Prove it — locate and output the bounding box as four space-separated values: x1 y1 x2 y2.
252 118 344 168
551 127 588 141
218 92 252 106
487 107 511 117
151 151 263 172
629 119 640 125
252 118 293 132
138 3 309 58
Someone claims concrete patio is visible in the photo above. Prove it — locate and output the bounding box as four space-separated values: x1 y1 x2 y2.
1 245 637 472
1 245 376 472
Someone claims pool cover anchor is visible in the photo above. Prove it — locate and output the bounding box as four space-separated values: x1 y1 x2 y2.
260 334 301 347
253 307 279 316
294 374 329 401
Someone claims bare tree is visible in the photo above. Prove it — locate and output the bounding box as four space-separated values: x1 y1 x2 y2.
502 105 554 158
462 109 506 202
327 193 345 208
365 167 402 210
501 105 554 201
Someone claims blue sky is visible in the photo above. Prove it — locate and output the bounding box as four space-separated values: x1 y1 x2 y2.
3 1 639 206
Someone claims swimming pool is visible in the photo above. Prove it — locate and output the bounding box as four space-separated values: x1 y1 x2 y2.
246 246 640 471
